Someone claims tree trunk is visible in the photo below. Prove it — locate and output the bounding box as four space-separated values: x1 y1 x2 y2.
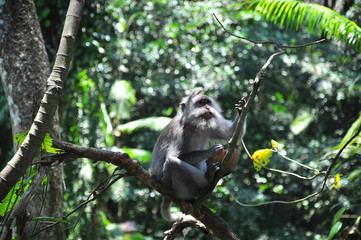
0 0 64 239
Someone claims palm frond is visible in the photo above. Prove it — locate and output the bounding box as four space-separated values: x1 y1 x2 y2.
249 0 361 51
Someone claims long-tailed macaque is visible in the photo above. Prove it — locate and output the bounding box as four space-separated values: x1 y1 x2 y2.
151 90 246 221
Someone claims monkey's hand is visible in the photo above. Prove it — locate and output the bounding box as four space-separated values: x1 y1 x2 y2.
235 97 246 114
209 144 224 156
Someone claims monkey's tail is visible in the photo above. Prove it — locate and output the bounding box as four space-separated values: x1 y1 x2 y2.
161 197 186 222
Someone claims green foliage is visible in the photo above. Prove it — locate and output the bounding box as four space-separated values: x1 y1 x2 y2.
109 80 136 122
332 112 361 152
0 179 29 217
332 207 346 226
116 117 171 134
248 0 361 51
31 216 69 224
31 0 361 239
328 221 343 240
116 146 152 163
14 130 61 154
42 134 62 153
0 166 45 219
290 108 315 135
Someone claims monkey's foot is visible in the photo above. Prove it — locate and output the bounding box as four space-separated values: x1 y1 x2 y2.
205 161 221 181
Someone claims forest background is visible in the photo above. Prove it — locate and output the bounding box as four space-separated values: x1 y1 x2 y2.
0 0 361 239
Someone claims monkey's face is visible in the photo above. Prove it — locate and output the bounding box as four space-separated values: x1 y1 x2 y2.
183 95 222 130
196 98 214 119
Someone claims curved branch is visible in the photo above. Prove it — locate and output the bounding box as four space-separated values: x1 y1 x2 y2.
50 140 238 239
191 13 326 212
212 13 325 50
164 215 207 240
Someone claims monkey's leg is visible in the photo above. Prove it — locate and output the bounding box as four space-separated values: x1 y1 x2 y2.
163 157 210 200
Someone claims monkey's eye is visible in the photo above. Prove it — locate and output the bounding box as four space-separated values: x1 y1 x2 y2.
197 99 211 106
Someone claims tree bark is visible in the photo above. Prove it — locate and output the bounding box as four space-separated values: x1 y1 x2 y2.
0 0 66 239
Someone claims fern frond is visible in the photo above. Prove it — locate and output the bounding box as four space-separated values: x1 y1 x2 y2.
249 0 361 51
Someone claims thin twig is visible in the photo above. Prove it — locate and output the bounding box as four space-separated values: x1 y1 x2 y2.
233 126 361 207
241 140 325 180
212 13 325 49
213 13 281 47
30 170 126 237
321 124 361 191
0 167 46 240
232 188 323 207
275 148 320 173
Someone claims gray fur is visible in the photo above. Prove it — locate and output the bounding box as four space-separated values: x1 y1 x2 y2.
151 92 246 221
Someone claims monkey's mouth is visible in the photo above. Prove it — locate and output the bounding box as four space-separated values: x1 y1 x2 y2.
202 112 213 119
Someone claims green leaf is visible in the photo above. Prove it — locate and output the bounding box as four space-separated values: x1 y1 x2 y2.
116 116 171 133
332 112 361 151
41 174 48 186
348 169 361 181
332 208 346 226
100 211 112 227
275 92 283 100
14 130 29 145
120 147 152 163
98 90 114 147
14 130 60 153
328 221 342 240
42 134 61 153
290 109 315 135
0 176 32 217
0 190 16 217
109 80 136 121
266 0 278 20
31 216 69 224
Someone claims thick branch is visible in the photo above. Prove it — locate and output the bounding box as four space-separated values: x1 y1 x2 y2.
52 140 163 194
51 140 238 239
0 0 84 202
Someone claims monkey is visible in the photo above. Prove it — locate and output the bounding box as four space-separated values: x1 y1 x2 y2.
151 90 246 221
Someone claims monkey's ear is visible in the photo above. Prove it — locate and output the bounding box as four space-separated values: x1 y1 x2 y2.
180 98 187 111
180 103 186 111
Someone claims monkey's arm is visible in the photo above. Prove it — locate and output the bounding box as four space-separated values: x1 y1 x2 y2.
178 144 223 165
211 98 247 140
228 97 247 137
208 115 242 140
